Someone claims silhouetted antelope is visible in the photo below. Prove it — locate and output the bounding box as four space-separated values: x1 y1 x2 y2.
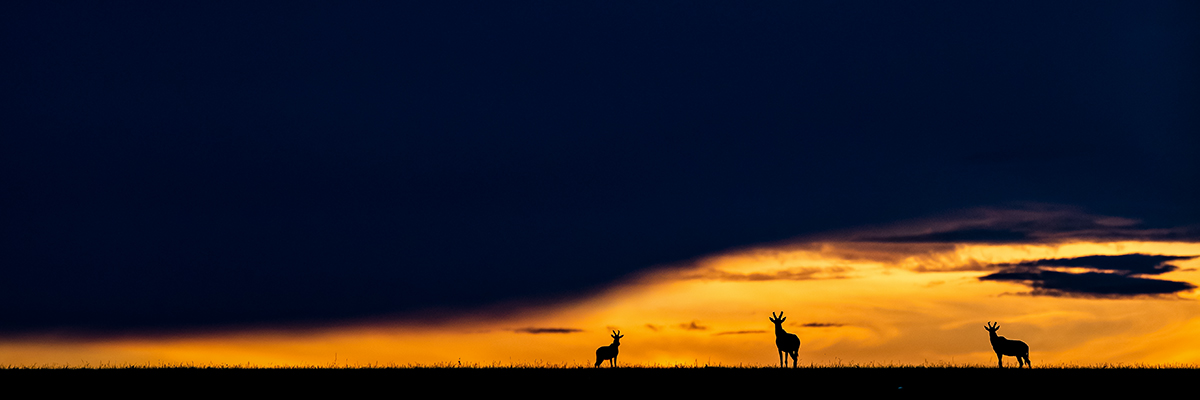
985 322 1030 368
770 311 800 368
594 330 624 367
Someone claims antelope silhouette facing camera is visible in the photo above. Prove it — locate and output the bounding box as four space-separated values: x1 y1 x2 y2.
770 311 801 368
985 321 1030 368
594 330 624 367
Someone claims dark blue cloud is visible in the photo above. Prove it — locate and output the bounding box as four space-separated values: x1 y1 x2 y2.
979 254 1198 297
999 254 1193 276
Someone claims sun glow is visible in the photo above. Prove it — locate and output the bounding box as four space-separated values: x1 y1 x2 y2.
4 241 1200 367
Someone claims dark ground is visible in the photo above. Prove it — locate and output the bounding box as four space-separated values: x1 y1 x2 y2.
2 367 1193 395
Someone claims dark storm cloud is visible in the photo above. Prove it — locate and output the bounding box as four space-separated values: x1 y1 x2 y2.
512 327 584 334
2 2 1197 334
979 254 1199 298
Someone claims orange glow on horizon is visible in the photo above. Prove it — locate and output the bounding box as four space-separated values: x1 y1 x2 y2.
4 240 1200 367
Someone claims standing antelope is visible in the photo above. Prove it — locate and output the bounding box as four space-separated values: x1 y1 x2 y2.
594 330 624 367
985 322 1030 368
770 311 801 368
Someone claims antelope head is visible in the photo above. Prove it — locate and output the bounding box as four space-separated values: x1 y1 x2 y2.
985 322 1001 334
610 330 623 342
770 311 787 326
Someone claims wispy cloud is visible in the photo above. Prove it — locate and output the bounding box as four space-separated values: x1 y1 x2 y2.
676 266 851 282
799 322 844 328
838 205 1200 244
679 321 708 331
713 330 766 336
512 327 584 334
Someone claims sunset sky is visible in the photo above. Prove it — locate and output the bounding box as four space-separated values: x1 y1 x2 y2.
3 2 1198 367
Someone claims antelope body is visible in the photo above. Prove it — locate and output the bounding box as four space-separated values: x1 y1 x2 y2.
594 330 624 367
770 311 800 368
985 322 1030 368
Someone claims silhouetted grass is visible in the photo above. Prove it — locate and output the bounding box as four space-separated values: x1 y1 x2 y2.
4 360 1199 369
4 361 1197 395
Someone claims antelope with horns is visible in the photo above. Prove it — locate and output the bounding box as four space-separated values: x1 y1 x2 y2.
594 330 624 367
770 312 801 368
985 322 1030 368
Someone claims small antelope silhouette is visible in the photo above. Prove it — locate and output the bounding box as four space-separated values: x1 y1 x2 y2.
770 311 800 368
594 330 624 367
985 321 1030 368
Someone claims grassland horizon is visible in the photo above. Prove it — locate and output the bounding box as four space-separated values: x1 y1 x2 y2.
5 360 1199 370
4 361 1197 396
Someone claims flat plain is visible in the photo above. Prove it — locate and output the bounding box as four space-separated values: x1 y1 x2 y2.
3 365 1195 396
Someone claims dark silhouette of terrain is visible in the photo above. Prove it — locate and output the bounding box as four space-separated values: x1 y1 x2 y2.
5 367 1197 396
770 311 801 368
986 322 1031 368
595 330 623 367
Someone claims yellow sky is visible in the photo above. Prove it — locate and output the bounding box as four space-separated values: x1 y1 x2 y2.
4 240 1199 367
